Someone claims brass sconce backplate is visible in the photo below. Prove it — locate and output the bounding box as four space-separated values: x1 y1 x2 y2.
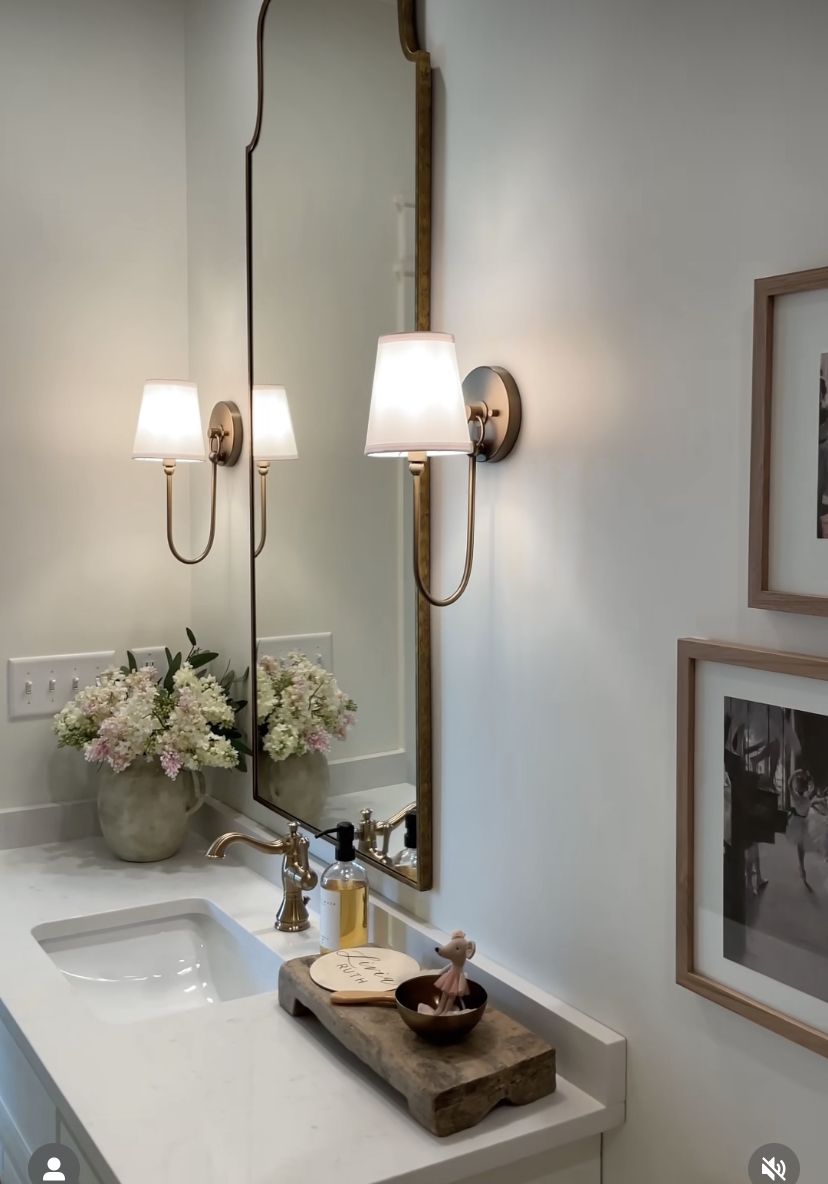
462 366 522 463
208 400 244 466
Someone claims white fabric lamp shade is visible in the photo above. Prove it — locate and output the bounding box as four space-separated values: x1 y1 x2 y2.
364 332 472 457
253 385 298 460
132 381 206 462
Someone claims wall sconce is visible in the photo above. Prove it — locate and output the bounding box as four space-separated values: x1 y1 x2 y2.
132 380 242 565
252 385 298 557
364 332 521 606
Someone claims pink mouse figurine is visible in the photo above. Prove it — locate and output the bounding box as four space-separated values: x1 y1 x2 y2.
425 930 477 1016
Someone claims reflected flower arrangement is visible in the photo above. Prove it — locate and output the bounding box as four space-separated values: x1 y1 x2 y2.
257 653 356 763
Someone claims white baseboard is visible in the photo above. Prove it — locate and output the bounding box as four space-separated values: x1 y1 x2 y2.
0 799 100 851
328 749 411 794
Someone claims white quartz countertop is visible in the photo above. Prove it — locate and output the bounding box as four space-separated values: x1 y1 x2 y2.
0 838 622 1184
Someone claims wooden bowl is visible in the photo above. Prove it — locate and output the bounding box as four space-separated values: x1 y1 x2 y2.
394 974 488 1044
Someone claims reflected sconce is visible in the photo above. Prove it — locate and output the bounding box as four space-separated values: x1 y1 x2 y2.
252 385 298 558
132 380 243 565
364 332 522 607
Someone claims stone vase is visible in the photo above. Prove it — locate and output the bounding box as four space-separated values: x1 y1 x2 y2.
97 765 206 863
259 751 330 825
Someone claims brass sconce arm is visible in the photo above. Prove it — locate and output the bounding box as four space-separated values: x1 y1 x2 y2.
407 367 522 609
160 401 242 567
254 461 269 559
164 451 218 566
409 426 480 608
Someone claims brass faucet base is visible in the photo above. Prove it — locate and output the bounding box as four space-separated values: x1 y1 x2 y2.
357 803 415 864
205 821 317 932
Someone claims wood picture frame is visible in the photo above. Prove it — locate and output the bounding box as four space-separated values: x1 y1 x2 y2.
677 637 828 1060
749 264 828 615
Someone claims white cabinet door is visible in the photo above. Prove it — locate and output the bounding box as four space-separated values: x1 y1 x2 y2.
466 1139 601 1184
0 1021 55 1156
1 1143 27 1184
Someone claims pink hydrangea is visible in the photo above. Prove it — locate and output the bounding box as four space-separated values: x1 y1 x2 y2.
160 750 183 779
306 730 330 753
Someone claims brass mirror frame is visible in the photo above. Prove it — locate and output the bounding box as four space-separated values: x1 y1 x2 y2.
245 0 434 889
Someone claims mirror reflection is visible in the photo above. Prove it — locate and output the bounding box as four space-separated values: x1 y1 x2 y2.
250 0 423 877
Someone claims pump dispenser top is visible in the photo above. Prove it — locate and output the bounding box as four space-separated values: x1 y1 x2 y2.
319 821 368 954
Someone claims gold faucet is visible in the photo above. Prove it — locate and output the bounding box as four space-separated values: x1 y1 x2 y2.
205 820 318 933
356 803 415 864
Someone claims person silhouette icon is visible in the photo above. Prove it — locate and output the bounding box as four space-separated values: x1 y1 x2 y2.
28 1142 79 1184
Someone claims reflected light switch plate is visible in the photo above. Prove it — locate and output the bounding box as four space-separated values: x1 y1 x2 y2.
257 633 333 671
7 651 116 720
129 646 167 674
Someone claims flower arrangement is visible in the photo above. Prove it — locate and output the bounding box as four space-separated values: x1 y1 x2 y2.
54 630 250 780
257 653 357 763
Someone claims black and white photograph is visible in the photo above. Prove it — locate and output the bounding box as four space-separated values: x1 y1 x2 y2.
724 696 828 1003
817 354 828 539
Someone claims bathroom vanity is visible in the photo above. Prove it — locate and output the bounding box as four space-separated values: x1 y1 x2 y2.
0 803 625 1184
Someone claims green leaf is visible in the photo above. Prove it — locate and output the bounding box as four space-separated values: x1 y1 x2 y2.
163 650 182 693
186 627 197 647
127 651 138 672
190 651 219 669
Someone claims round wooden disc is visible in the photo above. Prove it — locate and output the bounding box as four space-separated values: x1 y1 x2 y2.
310 947 420 992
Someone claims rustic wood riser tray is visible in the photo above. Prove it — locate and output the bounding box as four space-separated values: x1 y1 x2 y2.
278 956 556 1137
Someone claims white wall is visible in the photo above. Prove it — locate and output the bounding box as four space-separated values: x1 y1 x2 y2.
420 1 828 1181
0 0 192 808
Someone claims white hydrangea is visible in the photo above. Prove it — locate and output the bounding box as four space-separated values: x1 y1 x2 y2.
54 661 241 780
257 654 356 763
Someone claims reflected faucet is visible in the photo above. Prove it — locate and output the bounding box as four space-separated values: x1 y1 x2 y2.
356 803 415 865
206 820 317 933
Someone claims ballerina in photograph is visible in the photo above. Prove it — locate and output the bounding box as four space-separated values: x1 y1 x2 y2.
723 697 828 1005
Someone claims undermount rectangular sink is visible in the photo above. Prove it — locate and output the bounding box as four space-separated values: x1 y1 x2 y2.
33 898 280 1024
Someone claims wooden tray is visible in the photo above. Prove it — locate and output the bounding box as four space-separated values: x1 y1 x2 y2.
278 956 556 1136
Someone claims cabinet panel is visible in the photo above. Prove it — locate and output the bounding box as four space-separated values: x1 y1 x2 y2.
0 1020 55 1154
466 1139 601 1184
1 1143 27 1184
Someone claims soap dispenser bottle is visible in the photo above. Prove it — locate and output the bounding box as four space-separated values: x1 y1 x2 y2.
393 811 418 878
319 821 369 954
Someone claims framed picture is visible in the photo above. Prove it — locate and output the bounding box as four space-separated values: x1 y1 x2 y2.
677 638 828 1058
749 264 828 615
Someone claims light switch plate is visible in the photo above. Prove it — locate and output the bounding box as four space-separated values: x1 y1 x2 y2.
257 633 333 671
7 651 117 720
129 646 167 674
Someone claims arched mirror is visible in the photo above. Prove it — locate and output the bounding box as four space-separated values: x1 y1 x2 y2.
246 0 433 888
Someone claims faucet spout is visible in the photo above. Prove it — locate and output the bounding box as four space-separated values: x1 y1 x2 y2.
206 831 288 860
205 821 316 933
